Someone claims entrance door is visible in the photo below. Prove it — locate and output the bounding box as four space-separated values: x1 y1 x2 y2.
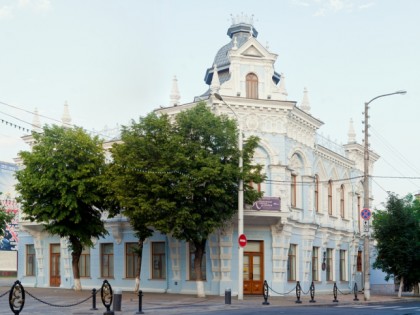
50 244 61 287
243 241 264 295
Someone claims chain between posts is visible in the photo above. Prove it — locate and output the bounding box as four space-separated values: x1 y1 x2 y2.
0 289 10 298
25 290 93 307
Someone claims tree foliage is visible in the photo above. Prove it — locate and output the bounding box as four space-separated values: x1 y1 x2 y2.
105 102 264 294
372 193 420 289
15 125 109 290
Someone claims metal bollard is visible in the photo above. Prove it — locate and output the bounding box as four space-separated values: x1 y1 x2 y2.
262 280 270 305
295 281 302 304
309 281 316 303
91 288 98 310
224 288 231 304
333 282 339 303
113 288 122 312
136 290 144 314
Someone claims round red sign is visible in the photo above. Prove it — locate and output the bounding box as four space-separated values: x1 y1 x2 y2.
238 234 247 248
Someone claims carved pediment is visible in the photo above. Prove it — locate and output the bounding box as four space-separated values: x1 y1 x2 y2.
242 45 264 57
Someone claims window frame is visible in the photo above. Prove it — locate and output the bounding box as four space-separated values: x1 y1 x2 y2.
151 242 166 280
314 175 319 212
78 247 91 278
326 248 334 281
340 184 345 218
188 243 206 281
328 180 333 215
287 244 297 281
340 250 347 281
291 174 297 208
312 246 319 281
246 73 258 99
100 243 114 278
125 242 139 279
26 244 36 276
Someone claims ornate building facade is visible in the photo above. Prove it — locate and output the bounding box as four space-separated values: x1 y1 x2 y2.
17 16 378 296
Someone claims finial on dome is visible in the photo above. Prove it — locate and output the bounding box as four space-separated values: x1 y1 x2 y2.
278 73 288 100
348 118 356 143
32 107 42 132
210 64 220 94
300 87 311 112
62 101 72 127
170 75 181 106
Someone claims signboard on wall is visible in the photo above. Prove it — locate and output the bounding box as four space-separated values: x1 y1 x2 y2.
0 161 19 251
251 197 281 211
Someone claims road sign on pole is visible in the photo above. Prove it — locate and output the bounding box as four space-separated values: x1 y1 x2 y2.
238 234 247 248
361 208 372 221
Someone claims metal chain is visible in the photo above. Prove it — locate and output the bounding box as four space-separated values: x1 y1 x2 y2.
26 290 93 307
266 283 297 296
301 287 310 295
0 290 10 298
336 286 351 295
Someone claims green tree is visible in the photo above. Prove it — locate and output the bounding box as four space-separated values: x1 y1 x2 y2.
372 193 420 296
15 125 109 290
106 102 264 296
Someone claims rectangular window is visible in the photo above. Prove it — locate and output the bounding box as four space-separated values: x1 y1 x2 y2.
291 174 297 207
78 247 90 278
340 250 347 281
357 195 361 233
152 242 166 279
314 175 319 212
126 243 139 279
101 243 114 278
357 251 362 272
326 248 333 281
189 243 206 281
340 185 345 218
312 247 319 281
287 244 297 281
328 180 333 215
26 244 36 276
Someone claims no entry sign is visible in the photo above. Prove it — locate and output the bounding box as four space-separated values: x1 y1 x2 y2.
238 234 247 248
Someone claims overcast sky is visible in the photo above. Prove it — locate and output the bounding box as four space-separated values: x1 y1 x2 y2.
0 0 419 208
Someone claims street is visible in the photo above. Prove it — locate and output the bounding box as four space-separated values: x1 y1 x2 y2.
191 301 420 315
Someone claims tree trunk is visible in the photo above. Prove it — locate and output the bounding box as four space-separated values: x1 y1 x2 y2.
70 236 83 291
398 276 404 298
193 239 206 298
133 239 144 292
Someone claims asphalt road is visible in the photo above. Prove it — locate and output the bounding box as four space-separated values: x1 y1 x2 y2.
192 301 420 315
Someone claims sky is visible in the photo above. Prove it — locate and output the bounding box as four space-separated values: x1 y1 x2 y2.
0 0 419 208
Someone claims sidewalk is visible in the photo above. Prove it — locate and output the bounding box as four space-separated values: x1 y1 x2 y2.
1 281 419 315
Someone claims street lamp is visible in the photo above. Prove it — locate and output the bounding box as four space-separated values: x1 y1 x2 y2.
363 90 406 301
213 93 244 300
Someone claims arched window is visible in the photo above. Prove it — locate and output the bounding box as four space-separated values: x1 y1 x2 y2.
246 73 258 99
340 184 345 218
328 180 333 215
314 175 319 212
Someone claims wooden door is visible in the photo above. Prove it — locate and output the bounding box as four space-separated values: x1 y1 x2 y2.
243 241 264 295
50 244 61 287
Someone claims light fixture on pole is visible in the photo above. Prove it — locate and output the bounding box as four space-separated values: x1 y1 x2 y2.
213 93 244 300
363 90 406 301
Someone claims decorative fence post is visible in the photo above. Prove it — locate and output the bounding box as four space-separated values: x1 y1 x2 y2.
262 280 270 305
353 282 359 301
136 290 144 314
295 281 302 304
91 288 98 310
332 282 339 303
101 280 114 315
9 280 25 315
309 281 316 303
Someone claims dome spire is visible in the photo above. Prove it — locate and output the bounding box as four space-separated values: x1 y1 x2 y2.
347 118 356 143
210 64 220 94
170 75 181 106
300 87 311 113
32 108 42 132
62 101 72 127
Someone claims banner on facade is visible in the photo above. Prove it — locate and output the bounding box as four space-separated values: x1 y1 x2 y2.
251 197 281 211
0 162 19 251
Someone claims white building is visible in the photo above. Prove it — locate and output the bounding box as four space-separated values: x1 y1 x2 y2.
17 16 378 296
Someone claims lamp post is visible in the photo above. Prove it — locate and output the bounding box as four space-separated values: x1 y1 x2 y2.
213 93 244 300
363 90 406 301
